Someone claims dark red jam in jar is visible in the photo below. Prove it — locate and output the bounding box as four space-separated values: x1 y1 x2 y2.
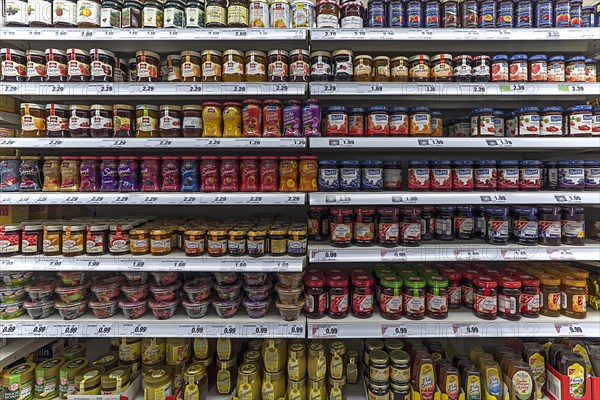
90 48 115 82
328 273 349 319
426 275 449 319
67 48 90 82
400 207 422 247
441 269 462 309
473 276 498 320
379 276 403 320
304 273 327 319
69 105 91 137
351 274 374 318
377 207 400 246
45 48 68 82
329 207 353 247
403 275 426 320
518 274 540 318
497 276 521 321
461 269 479 309
353 207 376 246
26 50 47 82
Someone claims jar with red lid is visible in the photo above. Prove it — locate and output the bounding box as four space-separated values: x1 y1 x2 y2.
200 156 219 192
400 207 421 247
330 207 353 247
452 160 474 190
518 274 540 318
304 274 327 319
461 269 479 309
379 276 403 320
220 156 240 192
426 275 449 319
46 104 70 137
403 275 426 320
240 156 259 192
353 207 376 246
441 269 462 309
497 276 521 321
161 157 180 192
328 273 349 319
263 99 283 137
259 156 278 192
473 276 498 320
509 54 528 82
351 274 374 318
377 207 400 246
429 160 452 191
267 50 289 82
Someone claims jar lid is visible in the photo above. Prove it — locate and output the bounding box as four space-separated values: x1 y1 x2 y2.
453 54 473 61
289 49 309 56
26 49 45 57
46 103 69 111
509 54 528 61
390 55 408 62
383 160 401 167
20 103 45 110
362 160 383 166
430 160 451 166
404 275 426 289
497 160 518 165
474 160 496 166
327 274 348 288
355 54 373 62
136 50 160 59
332 49 353 58
538 273 561 286
266 49 289 58
529 54 547 62
223 49 244 57
90 48 116 58
566 105 592 112
101 366 131 388
518 274 540 287
45 48 67 56
339 160 359 166
390 349 410 364
310 51 332 58
409 160 429 166
368 106 388 113
351 274 374 287
426 275 448 288
561 275 586 287
410 106 430 113
498 276 521 289
585 160 600 166
327 106 347 112
491 54 508 61
75 367 105 390
180 50 201 58
200 49 223 58
431 53 453 62
541 106 562 113
519 160 540 166
548 55 565 62
381 276 403 289
109 223 133 230
431 111 442 117
136 104 159 111
159 105 182 111
183 364 205 382
1 48 26 57
473 276 498 288
372 56 390 62
472 107 494 114
473 55 490 61
166 54 181 61
566 55 585 62
558 160 585 166
90 104 113 111
369 350 389 364
244 50 266 58
516 107 540 113
452 160 473 166
183 105 203 111
408 54 430 62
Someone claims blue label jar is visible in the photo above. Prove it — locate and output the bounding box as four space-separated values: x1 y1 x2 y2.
515 0 533 28
535 0 553 27
406 0 423 27
367 0 387 27
585 160 600 190
318 160 339 191
361 160 383 190
558 160 585 190
570 0 583 27
497 0 514 27
460 0 479 28
479 0 497 27
181 157 199 192
424 0 441 27
388 0 405 27
441 0 458 27
339 160 360 190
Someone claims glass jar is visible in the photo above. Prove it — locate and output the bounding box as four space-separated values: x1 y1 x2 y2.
539 106 563 136
509 54 528 81
340 1 363 27
289 49 310 83
164 0 185 27
113 104 135 137
455 206 474 240
387 107 408 136
473 276 497 320
332 49 353 81
400 207 422 246
435 206 455 241
135 50 159 82
44 48 68 82
429 53 452 82
361 160 383 190
403 275 426 320
497 160 518 190
351 274 374 318
270 0 291 28
41 156 60 191
460 0 478 27
566 105 593 136
366 106 389 136
497 276 521 321
45 104 69 138
122 0 143 27
561 207 585 245
586 160 600 190
560 276 586 319
452 160 474 190
117 156 140 192
474 160 496 190
383 161 402 190
491 54 509 82
329 207 352 247
470 107 494 137
89 48 115 82
352 207 376 246
408 160 430 190
389 56 408 82
89 104 112 138
26 49 47 82
426 275 448 319
136 105 159 137
180 50 201 82
185 0 205 27
379 276 403 320
328 274 349 319
100 157 119 191
512 206 538 245
304 274 327 319
558 160 585 190
409 106 431 136
519 160 541 190
205 0 226 26
324 106 348 136
537 206 561 246
310 51 332 81
519 274 540 318
101 0 122 27
5 0 28 26
159 105 182 137
429 160 452 191
266 50 288 83
161 156 181 191
18 156 42 191
60 156 81 191
77 0 102 27
142 0 164 27
109 224 132 255
408 54 430 82
453 55 472 82
182 105 203 137
539 274 561 317
485 207 509 245
244 50 267 82
421 206 434 241
566 56 586 83
316 0 339 27
372 56 390 82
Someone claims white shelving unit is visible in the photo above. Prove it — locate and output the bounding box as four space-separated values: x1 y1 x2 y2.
0 338 54 368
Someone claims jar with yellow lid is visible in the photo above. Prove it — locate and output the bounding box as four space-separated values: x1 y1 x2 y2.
328 375 347 400
227 227 247 256
201 50 223 82
142 338 166 366
269 227 288 256
223 49 245 82
101 366 131 395
150 229 172 256
263 339 287 373
353 55 372 82
130 228 150 255
248 339 263 351
262 369 285 400
287 342 307 382
372 56 391 82
287 226 307 256
42 156 61 191
35 357 66 399
74 366 105 395
539 273 561 317
347 350 360 384
286 377 306 400
245 50 268 82
143 366 173 400
183 364 208 400
193 338 215 360
59 358 89 399
307 378 326 400
237 362 261 400
247 228 267 257
243 350 263 368
184 229 206 256
223 102 243 137
561 276 587 319
391 56 409 82
307 342 327 382
328 341 347 380
93 354 118 370
217 338 241 361
166 338 191 365
216 358 238 395
207 228 228 256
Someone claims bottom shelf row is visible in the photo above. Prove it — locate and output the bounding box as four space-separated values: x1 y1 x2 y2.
3 335 597 400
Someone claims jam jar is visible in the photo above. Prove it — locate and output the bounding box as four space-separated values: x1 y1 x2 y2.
453 55 473 82
113 104 135 137
333 50 353 81
341 1 364 27
426 275 448 319
159 105 182 137
353 207 376 246
491 54 509 82
182 105 203 137
328 273 349 319
267 50 288 82
548 56 566 82
390 56 409 82
45 103 70 137
66 48 90 82
538 206 561 246
90 104 113 138
539 274 561 317
472 55 491 81
529 54 547 82
353 55 372 82
290 49 310 83
519 160 541 190
316 0 339 28
136 104 160 137
351 274 374 318
408 55 430 82
180 51 202 82
473 276 497 320
379 276 403 320
512 206 538 245
403 276 426 320
136 50 160 82
460 0 478 27
485 207 509 245
329 207 353 247
310 51 332 81
45 48 69 82
245 50 267 82
561 207 585 246
90 48 115 82
377 207 400 246
497 276 521 321
431 53 453 82
400 207 422 246
304 274 326 319
519 274 540 318
26 50 47 81
372 56 390 82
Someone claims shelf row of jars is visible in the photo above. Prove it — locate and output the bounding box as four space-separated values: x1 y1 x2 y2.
1 155 319 193
320 105 599 137
18 100 322 138
0 48 311 83
310 50 596 83
316 159 599 191
0 215 307 258
308 205 588 247
5 0 594 29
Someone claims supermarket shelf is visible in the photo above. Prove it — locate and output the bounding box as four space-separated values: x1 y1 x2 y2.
0 252 304 272
308 242 600 263
309 82 600 100
0 338 54 369
0 309 305 339
1 82 306 99
0 111 19 126
308 191 599 206
310 28 600 53
0 192 306 206
0 137 307 150
307 310 600 339
308 137 600 151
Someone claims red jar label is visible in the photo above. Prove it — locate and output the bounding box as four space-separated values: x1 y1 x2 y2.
491 61 509 81
448 286 461 306
474 167 496 189
259 160 278 191
454 217 474 235
200 160 219 192
378 222 400 242
452 168 473 189
352 293 373 313
403 294 425 315
389 114 409 136
426 293 448 314
326 113 348 136
0 232 20 254
408 167 430 189
330 223 352 243
521 291 540 313
242 103 262 137
366 113 389 136
530 61 547 82
400 222 421 241
86 233 105 254
430 168 452 189
348 115 364 136
21 233 39 253
240 159 259 191
220 160 239 191
474 293 497 315
380 293 402 314
509 61 528 81
330 293 348 313
497 167 519 189
519 168 541 189
462 285 474 306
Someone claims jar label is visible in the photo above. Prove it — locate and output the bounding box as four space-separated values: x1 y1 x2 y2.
329 293 348 313
43 233 60 253
183 116 202 130
488 220 509 239
290 60 309 77
86 233 105 253
530 61 547 82
245 61 265 77
216 369 230 395
137 62 158 79
137 116 158 132
548 62 565 82
473 62 490 78
100 8 121 28
164 8 184 28
497 167 519 189
91 115 113 131
389 113 408 135
227 5 248 24
46 115 68 133
401 222 421 241
335 60 353 77
491 61 508 81
514 220 538 239
113 115 131 133
586 167 600 187
539 220 561 239
0 233 20 253
91 60 114 78
270 2 290 28
559 167 585 188
517 114 540 135
562 220 585 238
341 15 362 28
354 63 371 77
540 114 562 136
340 167 359 189
435 218 452 237
408 167 429 189
325 113 348 135
348 115 364 136
352 292 373 312
142 7 164 27
462 284 474 306
223 60 244 76
391 64 408 80
249 1 269 27
566 62 585 82
160 115 181 131
448 285 461 306
181 61 200 78
390 365 410 384
453 61 472 78
362 168 383 189
68 59 90 77
430 167 451 189
77 0 101 25
409 112 431 135
521 292 540 313
498 293 518 315
268 60 287 77
474 293 497 314
46 60 67 77
519 167 540 189
585 65 596 83
63 234 84 253
545 292 560 311
380 293 402 314
509 61 528 81
203 61 222 77
291 2 312 27
370 365 389 382
474 167 496 188
452 168 473 188
311 60 331 77
27 60 47 78
22 233 40 253
455 217 474 235
367 113 389 135
383 168 402 189
354 222 375 241
404 293 425 315
186 7 205 27
409 63 429 80
426 293 447 314
568 113 593 135
21 115 46 131
5 0 27 25
27 0 52 25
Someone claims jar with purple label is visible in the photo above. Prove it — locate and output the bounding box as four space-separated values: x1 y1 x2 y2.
100 156 119 192
0 157 20 192
570 0 582 27
140 156 161 191
519 160 541 190
19 157 42 191
585 160 600 190
441 0 458 27
558 160 585 190
283 100 302 137
514 0 533 28
406 0 423 27
388 0 406 27
318 160 339 191
497 0 514 27
408 160 430 190
361 160 383 190
383 161 402 190
302 99 321 137
497 160 519 190
181 156 200 192
536 0 553 27
479 0 496 27
80 156 100 191
117 156 139 192
512 207 538 246
424 0 441 27
474 160 496 190
460 0 478 27
340 160 360 190
367 0 386 27
452 160 474 190
161 156 180 192
543 161 558 189
430 160 452 191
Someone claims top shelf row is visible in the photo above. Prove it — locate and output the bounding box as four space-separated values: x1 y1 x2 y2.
2 28 599 53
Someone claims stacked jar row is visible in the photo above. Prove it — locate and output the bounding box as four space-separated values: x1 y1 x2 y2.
311 50 596 83
316 159 600 191
308 205 588 247
0 215 308 258
19 100 322 138
0 155 319 193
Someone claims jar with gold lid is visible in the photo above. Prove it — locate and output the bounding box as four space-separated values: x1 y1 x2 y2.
287 342 306 382
184 229 205 256
353 55 372 82
308 378 327 400
328 341 347 379
183 364 208 400
62 225 86 256
328 375 347 400
268 227 287 256
236 362 261 399
247 228 267 257
42 156 61 191
262 339 287 373
222 49 245 82
245 50 267 82
130 228 149 255
201 50 223 82
286 377 306 400
207 228 228 256
227 228 246 256
150 229 171 256
307 342 327 382
262 369 285 400
243 350 263 369
372 56 391 82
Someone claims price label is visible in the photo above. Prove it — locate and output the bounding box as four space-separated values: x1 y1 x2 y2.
454 250 482 261
142 196 159 204
558 84 584 92
207 29 221 37
129 260 145 270
546 249 574 260
322 30 337 37
178 84 202 93
231 261 247 271
101 139 128 148
102 30 115 37
334 194 352 203
418 138 444 147
166 29 178 37
196 138 221 147
391 195 419 204
122 323 149 336
486 139 513 147
479 194 507 203
312 324 339 338
36 139 63 147
47 260 63 269
500 249 533 260
471 84 486 93
89 195 105 204
114 195 129 204
1 323 20 336
145 139 172 148
357 83 383 93
273 84 288 92
64 196 79 204
178 324 205 336
380 250 408 262
407 29 432 39
555 323 584 336
284 195 301 204
242 324 270 336
278 323 304 337
41 83 65 93
272 260 290 270
554 194 582 203
168 259 187 271
86 260 100 269
0 138 16 146
353 29 366 37
453 323 481 337
94 324 114 336
0 259 15 268
223 84 246 93
221 324 237 335
210 196 227 204
381 324 408 337
2 84 18 94
318 251 338 262
319 83 338 94
280 138 306 147
500 84 526 92
248 196 263 204
419 84 436 93
140 84 155 92
23 323 49 336
16 196 30 203
58 324 79 336
235 138 261 148
486 29 511 40
92 84 113 93
181 196 196 204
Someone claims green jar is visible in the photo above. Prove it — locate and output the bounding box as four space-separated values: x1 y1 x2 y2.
426 275 449 319
59 358 89 399
35 357 66 399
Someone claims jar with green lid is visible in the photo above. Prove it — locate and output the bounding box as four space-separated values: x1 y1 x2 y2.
143 366 173 400
35 357 66 399
183 364 208 400
403 275 427 320
379 276 403 320
167 338 191 365
59 358 89 399
119 338 142 362
426 275 449 319
101 366 131 395
347 350 359 384
389 350 410 385
64 343 87 360
74 367 105 395
236 362 261 400
93 354 118 370
142 338 166 366
369 350 389 384
3 363 35 400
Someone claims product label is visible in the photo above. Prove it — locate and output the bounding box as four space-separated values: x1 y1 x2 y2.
497 167 519 188
5 0 28 25
311 60 331 77
367 113 389 135
453 168 473 188
453 60 471 77
408 167 429 188
431 167 452 188
380 293 402 314
389 113 408 135
352 292 373 312
426 293 447 314
541 114 562 135
316 13 338 28
492 61 509 81
329 293 348 313
462 285 474 306
270 2 290 28
91 115 112 131
160 114 181 131
164 7 184 28
334 60 353 77
391 63 408 79
77 0 100 24
137 61 158 79
569 112 593 135
530 61 547 81
181 61 201 78
290 61 309 77
54 0 77 25
518 114 540 136
141 6 163 27
548 62 565 82
330 223 351 243
183 116 202 130
512 370 533 400
100 7 121 27
186 7 205 27
403 293 425 314
46 60 67 77
46 115 68 133
471 115 495 136
21 115 46 131
474 293 497 315
341 15 362 28
566 62 585 82
514 219 538 239
325 113 348 135
498 293 518 315
410 112 431 135
137 116 158 132
26 60 46 78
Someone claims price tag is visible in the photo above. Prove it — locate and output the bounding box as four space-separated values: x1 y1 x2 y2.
178 324 205 336
88 323 114 336
128 260 145 270
86 260 100 269
546 249 574 260
453 323 481 337
334 194 352 204
500 249 533 260
272 260 291 271
558 84 585 93
486 139 513 147
64 195 79 204
357 83 384 93
196 138 222 147
272 84 289 93
277 323 304 337
47 259 63 270
418 138 444 147
1 323 20 337
0 138 16 146
352 29 367 38
91 83 114 93
419 84 436 93
2 84 18 94
145 139 173 148
555 323 584 336
318 250 338 262
122 323 149 336
479 194 507 203
312 324 339 338
471 84 486 93
554 194 582 203
166 259 186 271
207 29 221 37
229 260 247 271
220 324 238 336
140 84 155 92
100 139 128 148
210 195 227 204
486 29 511 40
242 324 270 336
500 84 526 92
41 83 65 93
223 84 246 94
247 195 263 204
381 250 408 262
284 195 302 204
537 29 560 39
180 196 197 204
141 196 159 204
407 29 433 39
0 259 15 268
36 139 64 147
249 29 269 38
280 138 306 147
454 250 482 261
322 29 337 38
391 195 419 204
114 195 129 204
381 324 408 338
58 324 79 336
319 83 338 94
234 138 262 148
23 323 50 337
144 29 157 37
102 29 115 38
16 195 31 203
178 84 203 93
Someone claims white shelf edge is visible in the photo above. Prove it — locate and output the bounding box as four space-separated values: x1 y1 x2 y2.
0 338 54 369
